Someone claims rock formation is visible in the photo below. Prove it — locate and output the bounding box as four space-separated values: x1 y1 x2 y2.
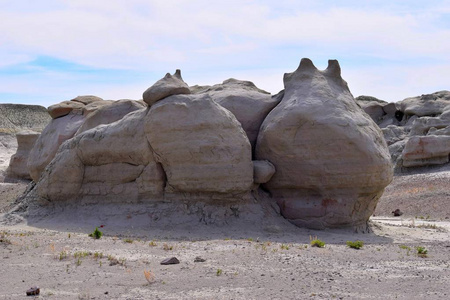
0 103 50 181
5 131 40 181
191 78 280 151
255 59 393 229
28 97 145 182
17 60 394 230
360 91 450 172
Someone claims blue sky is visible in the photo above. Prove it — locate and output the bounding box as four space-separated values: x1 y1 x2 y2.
1 0 449 107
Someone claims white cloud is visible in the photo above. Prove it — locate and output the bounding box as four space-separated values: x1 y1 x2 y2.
0 0 449 105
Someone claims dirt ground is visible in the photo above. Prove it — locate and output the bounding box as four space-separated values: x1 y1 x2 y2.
1 171 450 299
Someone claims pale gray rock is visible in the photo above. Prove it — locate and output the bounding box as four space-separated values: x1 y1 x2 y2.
36 137 84 202
143 70 191 106
382 125 408 146
253 160 275 184
409 115 450 136
82 100 114 115
76 99 144 135
28 112 85 181
256 58 393 229
402 135 450 167
383 103 398 116
399 91 450 117
145 93 253 195
361 102 385 121
71 95 103 105
5 131 40 181
35 108 165 203
193 78 279 150
47 100 85 119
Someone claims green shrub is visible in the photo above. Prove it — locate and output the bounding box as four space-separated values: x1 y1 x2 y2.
416 246 428 258
88 227 103 239
310 239 325 248
346 240 364 249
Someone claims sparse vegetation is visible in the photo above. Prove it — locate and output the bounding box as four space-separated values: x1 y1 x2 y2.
58 250 69 261
399 245 411 256
163 243 173 251
88 227 103 239
416 246 428 258
144 270 155 284
346 240 364 249
149 240 157 247
216 269 223 276
123 238 133 243
310 236 325 248
0 231 11 245
280 244 290 250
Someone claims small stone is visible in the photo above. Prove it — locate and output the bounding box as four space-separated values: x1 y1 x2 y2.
392 209 403 217
161 257 180 265
194 256 206 263
26 287 40 296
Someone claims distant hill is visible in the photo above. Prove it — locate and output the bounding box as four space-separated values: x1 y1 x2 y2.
0 104 50 134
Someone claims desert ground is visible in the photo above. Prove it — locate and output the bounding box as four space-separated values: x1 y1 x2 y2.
1 173 450 300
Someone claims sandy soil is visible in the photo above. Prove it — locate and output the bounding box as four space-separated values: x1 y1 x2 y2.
1 170 450 299
1 216 449 299
375 171 450 220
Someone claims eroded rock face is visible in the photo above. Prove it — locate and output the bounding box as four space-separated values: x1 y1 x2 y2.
143 70 191 106
145 94 253 195
36 108 166 203
256 58 393 229
28 112 86 181
402 135 450 167
76 99 145 135
5 131 40 181
27 98 146 182
400 91 450 117
193 79 279 151
362 91 450 172
24 60 395 230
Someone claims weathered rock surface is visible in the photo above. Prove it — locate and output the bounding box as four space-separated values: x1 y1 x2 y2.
253 160 276 184
193 78 279 150
16 60 401 230
27 98 146 182
76 99 145 135
28 112 85 182
362 91 450 171
35 108 165 203
143 70 191 106
256 58 393 229
145 94 253 195
402 135 450 167
400 91 450 117
47 100 85 119
0 104 50 134
5 131 40 181
0 103 50 181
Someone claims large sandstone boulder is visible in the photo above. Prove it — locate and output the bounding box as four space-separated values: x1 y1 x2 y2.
76 99 145 135
28 112 85 181
145 94 253 195
256 58 393 229
402 135 450 167
143 70 191 106
28 98 146 182
5 131 40 181
35 108 166 203
399 91 450 117
193 78 280 151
